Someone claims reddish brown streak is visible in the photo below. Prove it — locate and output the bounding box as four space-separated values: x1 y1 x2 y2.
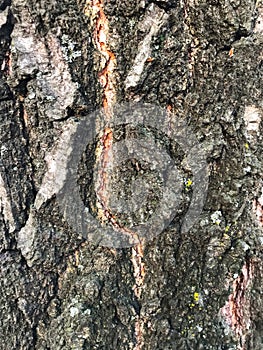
221 259 255 350
92 1 142 245
92 0 116 114
253 198 263 227
92 0 116 224
91 3 146 348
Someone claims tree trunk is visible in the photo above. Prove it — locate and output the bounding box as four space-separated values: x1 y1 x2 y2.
0 0 263 349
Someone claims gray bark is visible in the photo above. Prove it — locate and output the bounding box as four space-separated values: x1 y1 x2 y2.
0 0 263 349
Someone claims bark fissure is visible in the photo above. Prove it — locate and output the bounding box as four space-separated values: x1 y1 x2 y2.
90 2 147 348
0 0 262 349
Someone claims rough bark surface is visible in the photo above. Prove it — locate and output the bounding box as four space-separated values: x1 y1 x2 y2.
0 0 263 349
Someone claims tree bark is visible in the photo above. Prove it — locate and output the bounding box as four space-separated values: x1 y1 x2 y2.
0 0 263 349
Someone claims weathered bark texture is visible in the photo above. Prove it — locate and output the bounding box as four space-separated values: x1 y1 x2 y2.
0 0 263 349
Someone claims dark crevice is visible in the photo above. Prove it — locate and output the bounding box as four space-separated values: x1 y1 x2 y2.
233 27 251 42
32 323 38 350
149 0 178 11
18 99 38 202
217 27 252 55
42 272 60 315
0 79 12 100
0 0 11 11
15 247 31 269
0 247 20 255
51 113 77 123
0 8 14 38
15 76 34 97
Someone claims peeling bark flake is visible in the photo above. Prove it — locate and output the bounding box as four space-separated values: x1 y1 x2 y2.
220 259 255 350
0 173 16 232
125 4 169 90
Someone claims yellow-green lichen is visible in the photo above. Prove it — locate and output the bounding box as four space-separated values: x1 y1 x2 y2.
193 292 199 302
184 178 193 191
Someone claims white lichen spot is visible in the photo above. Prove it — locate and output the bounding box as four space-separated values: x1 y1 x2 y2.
27 91 36 99
61 34 82 63
243 166 251 173
84 308 91 315
70 307 79 317
241 242 250 252
77 264 84 271
196 325 203 332
211 210 222 225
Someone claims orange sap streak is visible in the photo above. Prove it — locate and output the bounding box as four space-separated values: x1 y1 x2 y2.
91 4 146 348
92 0 116 115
